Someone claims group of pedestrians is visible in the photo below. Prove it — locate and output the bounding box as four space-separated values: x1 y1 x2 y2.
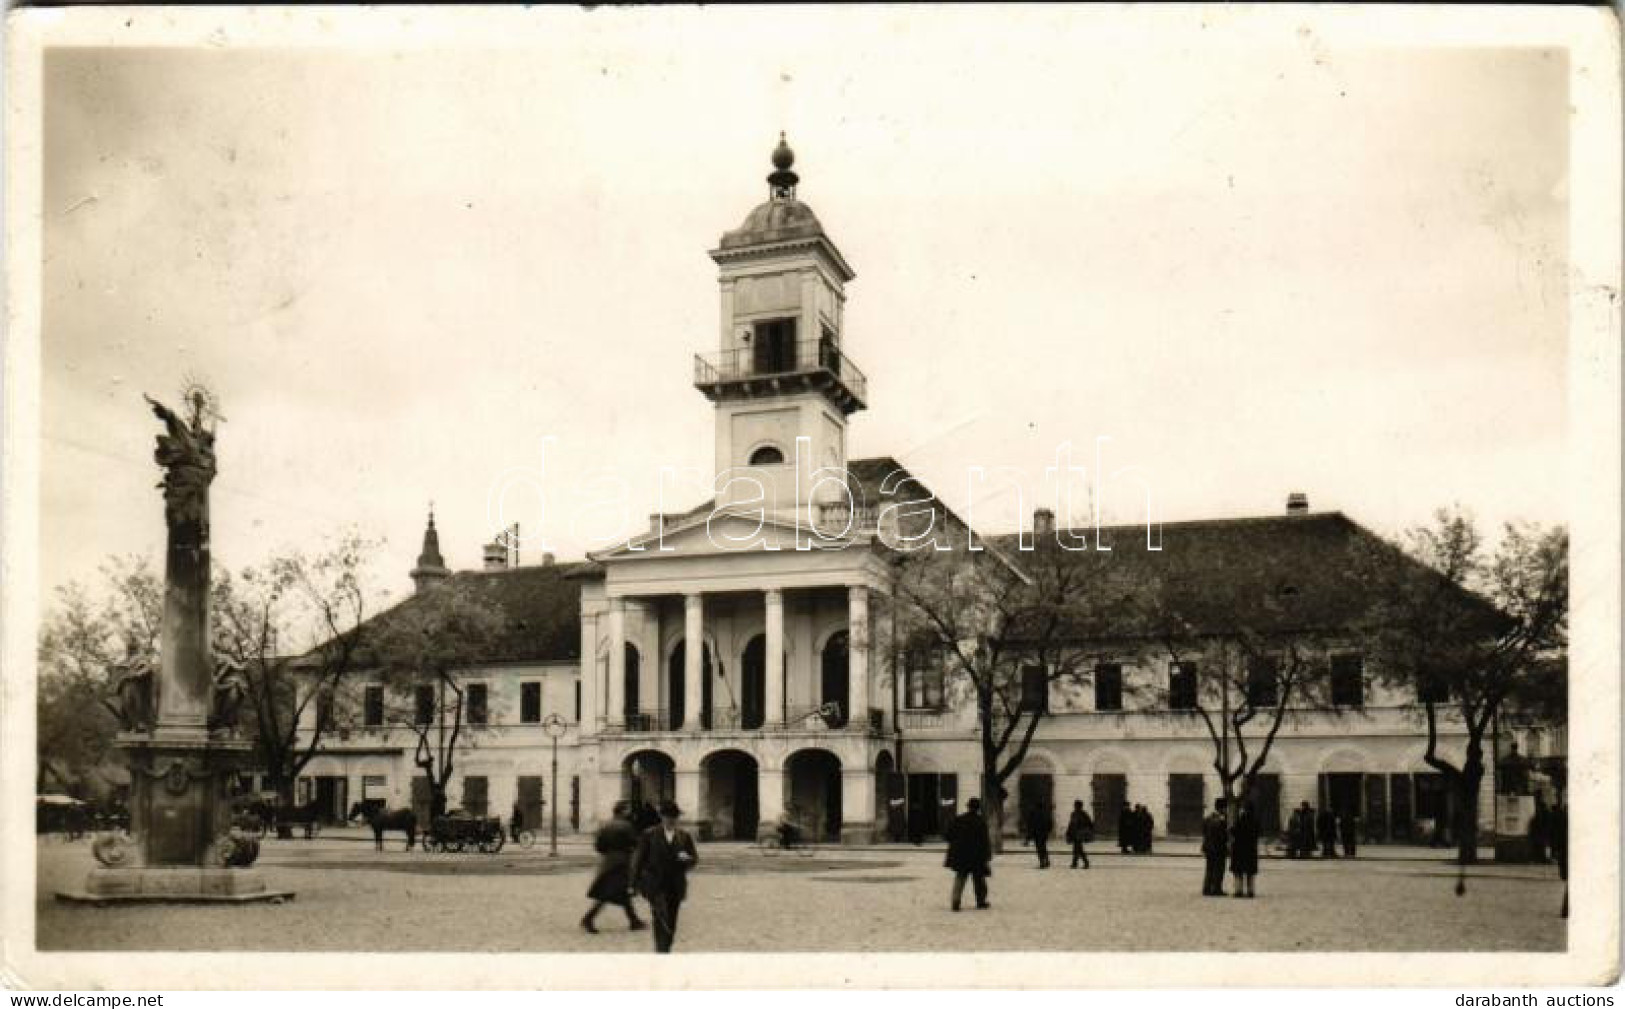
1285 800 1359 858
1017 799 1097 869
578 790 1574 952
1116 803 1155 854
1201 798 1260 898
581 799 697 953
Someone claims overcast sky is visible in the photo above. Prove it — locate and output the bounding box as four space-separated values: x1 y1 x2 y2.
40 9 1569 608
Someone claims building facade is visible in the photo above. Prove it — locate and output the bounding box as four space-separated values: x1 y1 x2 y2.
297 139 1507 845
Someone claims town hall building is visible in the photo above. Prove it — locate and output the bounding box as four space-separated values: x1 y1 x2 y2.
293 138 1534 847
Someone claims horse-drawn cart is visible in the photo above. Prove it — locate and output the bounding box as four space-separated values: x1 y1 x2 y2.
424 811 506 853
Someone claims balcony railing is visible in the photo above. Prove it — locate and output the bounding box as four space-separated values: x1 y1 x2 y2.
613 704 882 735
898 708 955 731
814 502 883 536
693 337 867 412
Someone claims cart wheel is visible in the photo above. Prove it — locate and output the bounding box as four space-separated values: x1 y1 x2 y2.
517 830 537 850
491 832 505 853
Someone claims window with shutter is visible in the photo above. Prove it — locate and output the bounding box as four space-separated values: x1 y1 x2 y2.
1019 664 1048 713
468 683 489 725
1331 654 1365 707
363 685 384 727
1094 663 1123 711
1246 656 1279 708
521 682 541 723
1169 662 1198 710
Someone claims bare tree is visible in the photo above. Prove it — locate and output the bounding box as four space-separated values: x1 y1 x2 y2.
364 579 507 819
1358 509 1568 864
37 557 164 794
888 533 1118 847
1148 625 1340 829
213 532 377 831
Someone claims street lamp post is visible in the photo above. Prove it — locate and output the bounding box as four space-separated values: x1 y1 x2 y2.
542 713 567 857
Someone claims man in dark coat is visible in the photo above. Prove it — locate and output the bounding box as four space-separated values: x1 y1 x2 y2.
1294 802 1316 858
1229 801 1260 898
1027 799 1054 869
1066 800 1094 869
944 797 993 911
1140 805 1155 853
1317 806 1339 858
582 801 646 934
629 799 699 953
1117 803 1133 854
1200 799 1229 896
1528 795 1551 863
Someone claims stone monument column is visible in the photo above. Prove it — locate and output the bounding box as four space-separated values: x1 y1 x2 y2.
62 389 290 903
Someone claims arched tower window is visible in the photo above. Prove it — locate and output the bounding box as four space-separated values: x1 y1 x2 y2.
749 445 785 466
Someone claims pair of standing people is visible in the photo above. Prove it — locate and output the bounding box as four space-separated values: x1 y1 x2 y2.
1201 798 1260 898
583 799 698 954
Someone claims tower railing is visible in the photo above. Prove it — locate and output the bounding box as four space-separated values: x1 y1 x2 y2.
693 337 868 410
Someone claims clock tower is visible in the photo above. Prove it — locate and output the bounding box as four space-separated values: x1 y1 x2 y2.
695 135 866 520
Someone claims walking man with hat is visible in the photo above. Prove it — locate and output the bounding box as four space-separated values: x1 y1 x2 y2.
630 799 699 953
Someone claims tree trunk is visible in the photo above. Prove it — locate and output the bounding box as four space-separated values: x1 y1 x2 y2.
1456 763 1483 865
274 778 296 839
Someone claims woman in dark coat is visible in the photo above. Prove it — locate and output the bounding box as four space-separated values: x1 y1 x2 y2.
582 802 647 933
1230 801 1260 898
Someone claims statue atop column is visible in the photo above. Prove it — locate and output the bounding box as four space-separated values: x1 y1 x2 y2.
145 388 218 531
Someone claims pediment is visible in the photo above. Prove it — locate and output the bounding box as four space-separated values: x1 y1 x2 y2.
591 509 861 563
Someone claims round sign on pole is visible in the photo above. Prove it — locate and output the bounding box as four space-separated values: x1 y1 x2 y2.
541 714 566 856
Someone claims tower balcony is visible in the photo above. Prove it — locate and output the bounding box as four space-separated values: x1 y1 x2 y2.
693 338 868 414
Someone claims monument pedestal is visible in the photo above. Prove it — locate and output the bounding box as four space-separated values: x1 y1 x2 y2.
59 866 291 905
58 734 294 905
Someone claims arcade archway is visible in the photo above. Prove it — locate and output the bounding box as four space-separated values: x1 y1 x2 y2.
785 748 842 842
701 749 760 840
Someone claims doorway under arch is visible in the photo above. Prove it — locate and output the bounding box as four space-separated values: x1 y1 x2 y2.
821 631 850 727
622 750 674 810
741 635 767 730
701 749 760 840
785 748 843 842
623 643 642 727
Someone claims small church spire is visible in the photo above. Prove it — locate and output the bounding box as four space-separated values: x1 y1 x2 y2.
410 505 450 593
767 131 799 200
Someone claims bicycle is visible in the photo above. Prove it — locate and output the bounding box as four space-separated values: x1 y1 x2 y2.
756 826 816 857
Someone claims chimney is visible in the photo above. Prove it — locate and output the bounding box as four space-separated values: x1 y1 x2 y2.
542 552 556 567
482 541 508 571
1286 492 1309 516
1033 507 1056 538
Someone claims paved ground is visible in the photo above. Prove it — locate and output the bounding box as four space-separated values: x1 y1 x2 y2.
35 831 1565 953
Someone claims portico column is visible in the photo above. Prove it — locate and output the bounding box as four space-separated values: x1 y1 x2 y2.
756 766 785 842
597 768 624 821
765 589 785 726
579 610 599 734
848 586 870 729
606 598 626 728
841 768 877 844
684 594 704 730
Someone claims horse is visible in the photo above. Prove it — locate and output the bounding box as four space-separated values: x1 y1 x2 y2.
349 802 417 851
272 798 323 839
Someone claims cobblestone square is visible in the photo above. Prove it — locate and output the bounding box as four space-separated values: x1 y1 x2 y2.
36 832 1566 954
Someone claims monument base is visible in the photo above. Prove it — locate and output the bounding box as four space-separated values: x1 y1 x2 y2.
57 866 294 905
